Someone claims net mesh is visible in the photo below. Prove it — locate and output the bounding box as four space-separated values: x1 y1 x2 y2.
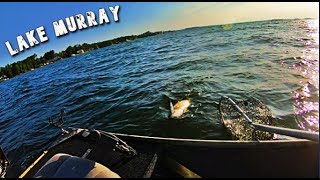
219 96 274 141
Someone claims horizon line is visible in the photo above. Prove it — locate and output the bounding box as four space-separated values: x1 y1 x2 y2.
1 16 318 68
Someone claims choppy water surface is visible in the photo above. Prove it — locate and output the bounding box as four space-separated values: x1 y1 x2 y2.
0 19 318 177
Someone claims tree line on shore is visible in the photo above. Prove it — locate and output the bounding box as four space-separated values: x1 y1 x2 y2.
0 31 166 79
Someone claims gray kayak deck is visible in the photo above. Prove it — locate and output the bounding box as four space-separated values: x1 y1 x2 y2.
13 129 319 178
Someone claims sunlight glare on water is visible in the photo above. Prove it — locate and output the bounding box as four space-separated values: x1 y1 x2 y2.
0 19 319 177
293 19 319 132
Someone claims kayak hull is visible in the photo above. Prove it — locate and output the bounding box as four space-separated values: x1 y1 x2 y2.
12 128 319 178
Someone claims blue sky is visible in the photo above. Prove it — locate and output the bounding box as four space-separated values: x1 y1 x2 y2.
0 2 318 67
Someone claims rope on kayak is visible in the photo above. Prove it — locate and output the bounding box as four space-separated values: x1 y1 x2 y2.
99 131 138 157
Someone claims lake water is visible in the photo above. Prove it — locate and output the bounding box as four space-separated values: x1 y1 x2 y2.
0 18 318 177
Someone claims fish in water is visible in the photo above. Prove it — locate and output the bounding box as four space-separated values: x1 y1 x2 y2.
170 99 191 119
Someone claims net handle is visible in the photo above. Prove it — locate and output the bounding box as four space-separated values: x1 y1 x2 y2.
220 95 319 142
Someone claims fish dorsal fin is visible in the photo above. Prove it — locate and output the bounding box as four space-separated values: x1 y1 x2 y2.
170 101 174 114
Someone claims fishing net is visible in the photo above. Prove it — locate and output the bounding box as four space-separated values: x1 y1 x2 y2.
218 96 274 141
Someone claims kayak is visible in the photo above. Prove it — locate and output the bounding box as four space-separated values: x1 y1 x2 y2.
4 127 318 178
1 95 318 178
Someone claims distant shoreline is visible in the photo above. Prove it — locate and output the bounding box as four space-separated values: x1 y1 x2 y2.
0 17 316 83
0 30 172 82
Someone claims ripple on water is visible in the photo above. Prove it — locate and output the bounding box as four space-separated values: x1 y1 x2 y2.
0 19 318 177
